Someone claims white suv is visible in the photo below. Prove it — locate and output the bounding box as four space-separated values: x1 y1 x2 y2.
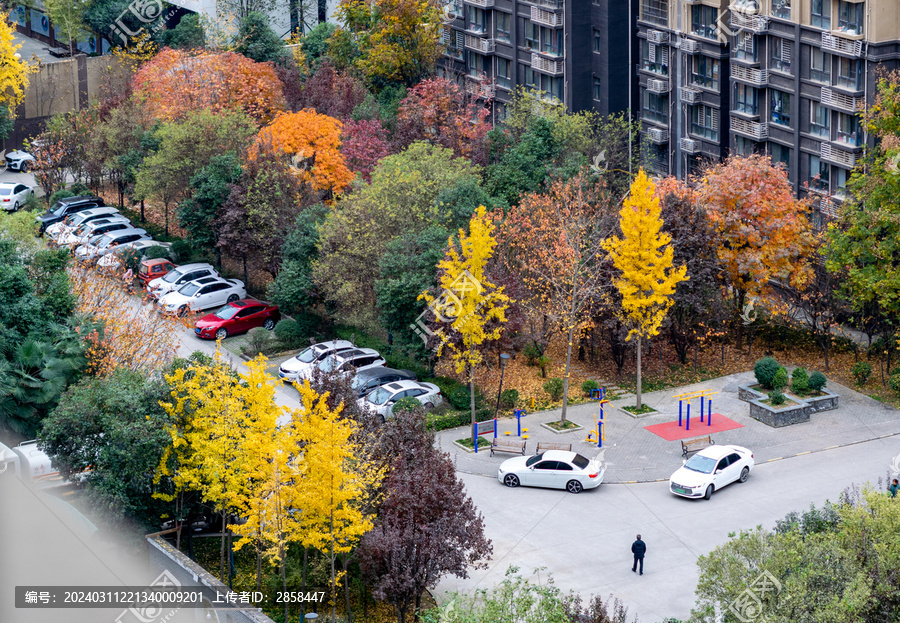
147 263 217 299
278 340 356 384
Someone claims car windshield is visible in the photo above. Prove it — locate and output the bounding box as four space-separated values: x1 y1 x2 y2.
571 454 590 470
295 346 317 364
162 270 185 283
318 356 338 373
351 375 369 390
178 283 202 297
97 235 115 248
214 305 240 320
88 234 104 245
525 453 545 467
64 215 79 225
51 203 68 215
684 454 717 474
367 387 391 405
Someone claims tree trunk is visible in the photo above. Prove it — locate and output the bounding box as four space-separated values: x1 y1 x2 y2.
414 591 422 621
560 323 575 423
164 203 169 236
636 335 643 409
281 543 288 623
256 544 262 591
140 199 145 222
343 554 352 623
330 510 336 621
243 256 249 286
469 363 476 445
219 509 227 584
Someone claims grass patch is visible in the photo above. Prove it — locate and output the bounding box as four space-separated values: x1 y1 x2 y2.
545 419 580 431
760 397 801 408
621 404 657 415
455 436 493 450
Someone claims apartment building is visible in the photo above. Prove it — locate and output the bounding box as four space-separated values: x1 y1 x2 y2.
438 0 637 119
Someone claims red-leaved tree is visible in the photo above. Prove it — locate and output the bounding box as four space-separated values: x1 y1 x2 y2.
341 119 391 182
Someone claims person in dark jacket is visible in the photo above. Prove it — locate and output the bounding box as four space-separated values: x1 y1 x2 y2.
632 535 646 575
890 479 899 498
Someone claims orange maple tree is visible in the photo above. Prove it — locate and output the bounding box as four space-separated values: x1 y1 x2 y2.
253 109 355 196
132 48 286 125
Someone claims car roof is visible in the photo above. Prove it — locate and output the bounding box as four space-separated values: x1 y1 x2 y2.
696 445 735 460
61 195 102 204
538 450 580 462
230 299 268 307
173 263 214 273
143 257 174 266
312 340 354 351
185 276 219 286
335 348 380 361
382 380 426 392
0 181 23 189
356 367 410 380
87 216 130 227
104 227 146 238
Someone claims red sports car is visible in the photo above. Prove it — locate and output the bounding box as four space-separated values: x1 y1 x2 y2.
194 299 281 340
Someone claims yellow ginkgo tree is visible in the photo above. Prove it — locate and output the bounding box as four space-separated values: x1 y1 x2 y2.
421 205 509 446
0 18 35 127
604 170 688 409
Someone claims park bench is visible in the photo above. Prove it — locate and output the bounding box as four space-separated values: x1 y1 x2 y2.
536 441 573 453
490 438 526 457
681 435 714 457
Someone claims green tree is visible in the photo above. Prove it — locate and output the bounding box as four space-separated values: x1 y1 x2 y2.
43 0 88 55
267 204 329 317
157 13 206 49
233 12 288 64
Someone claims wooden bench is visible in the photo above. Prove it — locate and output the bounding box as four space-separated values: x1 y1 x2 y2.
536 441 572 453
681 435 714 457
490 438 526 457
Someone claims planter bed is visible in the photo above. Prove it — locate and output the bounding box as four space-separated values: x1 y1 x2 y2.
739 384 839 427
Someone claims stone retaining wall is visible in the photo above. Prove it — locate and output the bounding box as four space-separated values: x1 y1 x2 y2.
739 384 840 427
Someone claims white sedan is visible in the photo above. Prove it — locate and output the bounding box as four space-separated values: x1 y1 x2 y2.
498 450 604 494
0 182 33 211
669 445 754 500
97 241 171 270
157 276 246 316
357 379 442 420
278 340 356 384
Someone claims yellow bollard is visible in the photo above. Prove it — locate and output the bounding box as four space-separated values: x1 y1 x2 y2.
531 396 535 410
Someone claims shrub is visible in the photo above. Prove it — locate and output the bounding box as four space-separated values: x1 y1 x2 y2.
426 407 493 432
890 373 900 397
499 389 519 410
772 367 788 391
241 327 274 357
391 396 422 414
49 189 74 205
581 379 601 397
769 390 786 406
851 361 872 387
543 377 564 401
522 343 542 366
791 367 809 396
273 318 308 349
808 371 827 393
536 354 552 378
754 356 781 388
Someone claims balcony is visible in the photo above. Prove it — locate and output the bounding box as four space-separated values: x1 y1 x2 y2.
464 0 494 7
820 143 857 169
731 115 768 140
680 38 701 53
465 76 495 99
521 0 562 8
730 12 768 33
646 127 669 144
531 5 563 27
820 87 861 113
531 53 564 75
680 137 699 154
818 196 839 218
647 29 669 44
465 34 495 54
731 64 767 86
647 78 669 94
821 32 862 57
680 87 702 104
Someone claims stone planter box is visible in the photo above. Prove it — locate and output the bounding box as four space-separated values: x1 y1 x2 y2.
738 384 839 427
539 421 584 435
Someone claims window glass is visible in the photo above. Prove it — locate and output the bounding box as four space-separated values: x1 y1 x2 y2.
642 40 668 75
496 57 511 89
810 48 830 84
808 154 829 191
837 1 863 35
593 77 602 101
770 143 790 169
770 90 791 127
837 57 861 90
691 5 718 39
524 20 539 50
642 90 668 124
641 0 668 26
733 84 759 115
837 113 861 146
734 32 757 62
770 38 791 74
691 55 719 89
593 28 601 53
691 105 718 141
496 12 510 42
467 6 485 33
811 0 830 29
215 305 241 320
572 454 590 469
772 0 790 19
534 461 558 470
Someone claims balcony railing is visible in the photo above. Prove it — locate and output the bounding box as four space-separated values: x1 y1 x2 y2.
647 29 669 44
647 78 669 94
465 77 496 100
680 38 701 53
820 87 861 113
531 53 564 75
646 127 669 144
521 0 562 9
680 87 702 104
731 64 767 86
818 196 839 218
531 5 563 27
820 143 857 169
731 12 768 33
465 34 495 53
680 137 699 154
731 115 768 140
821 32 862 57
464 0 495 7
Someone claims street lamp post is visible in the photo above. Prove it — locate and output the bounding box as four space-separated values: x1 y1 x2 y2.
494 353 511 418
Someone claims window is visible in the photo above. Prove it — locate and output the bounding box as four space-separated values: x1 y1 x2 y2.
524 20 539 50
734 32 758 62
641 0 668 27
808 154 829 191
837 1 863 35
691 105 719 141
593 28 601 53
467 6 486 33
467 51 487 77
593 76 602 101
734 136 759 156
445 28 464 60
772 0 790 19
837 57 861 91
642 90 668 124
691 55 719 89
810 48 830 83
811 0 830 29
525 67 563 101
496 12 510 43
691 5 719 39
541 26 563 56
642 40 669 75
733 84 759 116
770 90 791 127
770 38 792 74
810 101 830 137
496 57 511 89
837 112 861 146
644 143 669 176
834 167 850 199
770 143 790 168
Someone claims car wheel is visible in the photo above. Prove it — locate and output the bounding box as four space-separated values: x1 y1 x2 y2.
503 474 520 488
177 306 188 317
11 201 17 212
739 467 750 483
704 484 714 500
227 294 239 303
566 480 583 494
423 402 434 409
20 162 28 173
376 414 385 425
215 328 228 340
263 318 275 331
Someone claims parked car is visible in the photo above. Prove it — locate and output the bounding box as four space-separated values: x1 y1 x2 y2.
669 445 754 500
45 207 120 242
36 195 105 235
278 340 356 384
498 451 604 494
75 228 150 262
147 263 217 299
357 379 443 420
194 299 281 340
315 348 386 378
138 257 177 288
0 182 34 212
5 149 34 172
59 216 132 248
157 276 247 316
97 241 172 271
350 367 417 398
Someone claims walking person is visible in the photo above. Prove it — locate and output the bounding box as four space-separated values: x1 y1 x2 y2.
631 534 646 575
890 479 899 498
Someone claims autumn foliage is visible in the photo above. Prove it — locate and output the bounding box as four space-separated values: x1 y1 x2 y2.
132 48 286 125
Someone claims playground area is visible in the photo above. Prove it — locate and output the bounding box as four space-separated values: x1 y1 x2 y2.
434 370 900 483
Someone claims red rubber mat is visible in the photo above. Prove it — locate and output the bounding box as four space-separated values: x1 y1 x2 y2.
643 414 743 441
